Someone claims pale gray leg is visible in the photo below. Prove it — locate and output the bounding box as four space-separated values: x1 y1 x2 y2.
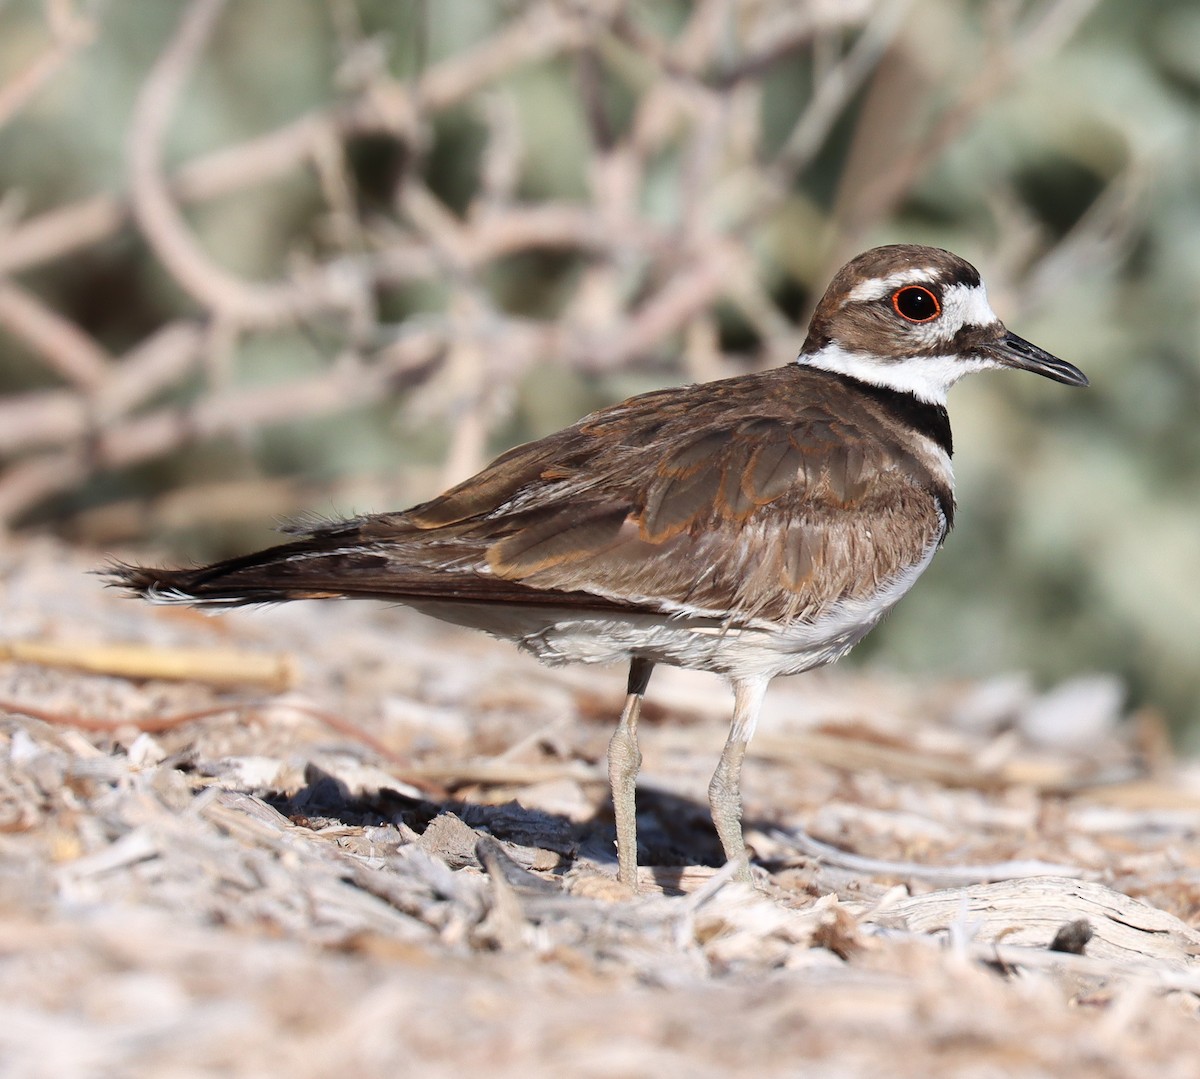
608 658 654 890
708 677 769 882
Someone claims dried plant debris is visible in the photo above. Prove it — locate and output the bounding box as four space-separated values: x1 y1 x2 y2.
0 538 1198 1076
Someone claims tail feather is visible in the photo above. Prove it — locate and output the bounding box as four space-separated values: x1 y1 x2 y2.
103 555 346 608
102 542 641 613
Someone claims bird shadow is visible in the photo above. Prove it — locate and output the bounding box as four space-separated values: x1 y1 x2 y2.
261 761 764 886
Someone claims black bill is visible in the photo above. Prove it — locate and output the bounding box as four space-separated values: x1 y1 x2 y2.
983 330 1089 388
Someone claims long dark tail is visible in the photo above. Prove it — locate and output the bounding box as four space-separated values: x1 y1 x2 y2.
108 516 643 612
103 533 401 608
104 533 621 612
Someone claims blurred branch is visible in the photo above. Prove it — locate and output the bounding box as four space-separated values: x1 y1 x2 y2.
0 0 96 130
0 0 1105 533
127 0 367 328
1019 163 1149 317
0 318 454 522
0 0 606 279
0 451 88 525
93 320 207 422
0 114 341 276
0 279 112 388
767 0 910 188
834 0 1104 252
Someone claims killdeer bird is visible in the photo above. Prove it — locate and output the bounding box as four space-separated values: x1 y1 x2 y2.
109 245 1087 890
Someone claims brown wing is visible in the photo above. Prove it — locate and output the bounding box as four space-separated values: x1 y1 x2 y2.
111 367 948 622
387 365 949 624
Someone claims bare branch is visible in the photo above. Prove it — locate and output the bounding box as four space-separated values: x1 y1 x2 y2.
0 0 96 130
127 0 365 328
0 279 112 388
0 0 1107 534
835 0 1103 248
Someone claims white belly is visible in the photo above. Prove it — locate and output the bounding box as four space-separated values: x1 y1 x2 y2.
410 535 940 682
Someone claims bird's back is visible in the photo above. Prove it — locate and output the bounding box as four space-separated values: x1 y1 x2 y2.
112 365 952 648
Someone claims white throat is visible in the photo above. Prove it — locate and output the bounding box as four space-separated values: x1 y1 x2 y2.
798 343 997 406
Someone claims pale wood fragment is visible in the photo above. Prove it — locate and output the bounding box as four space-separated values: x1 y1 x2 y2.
0 639 295 691
868 876 1200 967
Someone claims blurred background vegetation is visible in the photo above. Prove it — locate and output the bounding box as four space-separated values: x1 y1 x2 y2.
1 0 1198 738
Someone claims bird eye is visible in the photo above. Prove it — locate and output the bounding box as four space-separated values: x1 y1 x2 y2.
892 285 940 323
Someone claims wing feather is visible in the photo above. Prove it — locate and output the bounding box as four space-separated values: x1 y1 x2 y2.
117 367 950 624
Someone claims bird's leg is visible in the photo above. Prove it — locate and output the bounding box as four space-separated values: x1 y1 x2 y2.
708 677 769 883
608 657 654 890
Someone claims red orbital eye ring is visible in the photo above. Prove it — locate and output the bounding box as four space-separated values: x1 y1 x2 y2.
892 285 941 323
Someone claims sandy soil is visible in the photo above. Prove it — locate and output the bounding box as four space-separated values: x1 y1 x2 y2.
1 537 1198 1078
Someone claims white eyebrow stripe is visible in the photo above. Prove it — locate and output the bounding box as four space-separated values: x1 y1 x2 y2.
941 282 998 328
846 267 940 303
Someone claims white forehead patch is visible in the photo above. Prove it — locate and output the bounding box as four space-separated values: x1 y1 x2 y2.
941 282 998 328
846 267 939 304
